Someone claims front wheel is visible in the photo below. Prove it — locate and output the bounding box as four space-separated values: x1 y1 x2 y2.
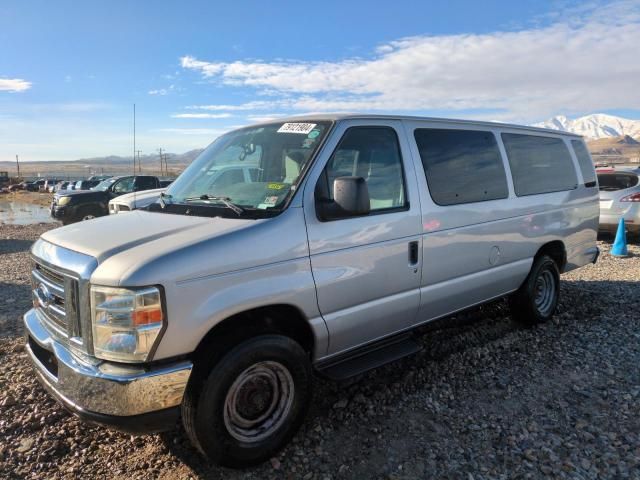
182 335 312 467
509 255 560 325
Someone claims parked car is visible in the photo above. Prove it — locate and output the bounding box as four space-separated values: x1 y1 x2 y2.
8 182 26 192
26 179 46 191
53 181 71 193
44 179 61 193
88 174 112 182
24 115 598 467
74 179 101 191
597 168 640 236
50 175 161 224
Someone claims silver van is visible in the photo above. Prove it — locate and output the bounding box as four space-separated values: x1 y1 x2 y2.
24 115 599 467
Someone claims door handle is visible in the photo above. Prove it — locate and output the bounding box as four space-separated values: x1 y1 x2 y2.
408 241 419 266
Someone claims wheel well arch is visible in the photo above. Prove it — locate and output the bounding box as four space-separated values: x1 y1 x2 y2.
191 304 316 365
535 240 567 273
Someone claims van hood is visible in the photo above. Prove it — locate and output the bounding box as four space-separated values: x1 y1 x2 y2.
41 210 257 263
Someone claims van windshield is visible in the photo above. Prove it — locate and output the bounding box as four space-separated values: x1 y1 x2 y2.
165 121 331 215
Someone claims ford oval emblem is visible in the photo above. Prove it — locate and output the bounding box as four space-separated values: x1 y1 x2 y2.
37 283 54 307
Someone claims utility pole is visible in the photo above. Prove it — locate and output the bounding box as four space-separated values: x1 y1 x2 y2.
133 104 136 176
136 150 143 173
16 154 20 179
158 148 164 176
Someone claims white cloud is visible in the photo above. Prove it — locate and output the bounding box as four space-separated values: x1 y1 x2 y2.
186 101 278 111
171 113 233 119
149 85 175 96
180 1 640 121
0 77 32 92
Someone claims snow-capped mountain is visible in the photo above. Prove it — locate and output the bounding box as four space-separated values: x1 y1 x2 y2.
533 114 640 140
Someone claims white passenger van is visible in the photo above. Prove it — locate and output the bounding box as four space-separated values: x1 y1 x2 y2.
24 115 599 467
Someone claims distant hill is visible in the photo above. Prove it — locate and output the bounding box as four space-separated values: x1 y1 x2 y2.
533 113 640 140
0 149 205 179
587 135 640 161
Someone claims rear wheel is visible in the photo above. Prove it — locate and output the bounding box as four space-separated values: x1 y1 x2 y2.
78 206 101 222
182 334 312 467
509 255 560 325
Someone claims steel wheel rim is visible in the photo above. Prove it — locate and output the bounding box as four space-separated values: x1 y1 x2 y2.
223 361 294 443
534 269 555 316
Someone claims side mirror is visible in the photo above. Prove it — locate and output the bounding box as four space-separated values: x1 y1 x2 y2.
316 176 370 220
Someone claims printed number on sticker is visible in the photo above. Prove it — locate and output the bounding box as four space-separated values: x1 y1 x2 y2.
277 123 317 134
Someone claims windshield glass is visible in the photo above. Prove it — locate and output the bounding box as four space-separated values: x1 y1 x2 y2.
93 178 117 191
166 121 331 211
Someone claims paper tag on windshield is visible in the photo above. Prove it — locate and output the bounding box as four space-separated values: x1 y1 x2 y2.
277 123 316 134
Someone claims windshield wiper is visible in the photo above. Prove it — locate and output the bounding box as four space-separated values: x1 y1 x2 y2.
182 195 245 216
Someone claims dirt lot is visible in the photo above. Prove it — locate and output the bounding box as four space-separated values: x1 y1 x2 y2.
1 191 54 207
1 224 639 479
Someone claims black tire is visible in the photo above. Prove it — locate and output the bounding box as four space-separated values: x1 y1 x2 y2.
78 205 101 222
509 254 560 325
182 334 312 468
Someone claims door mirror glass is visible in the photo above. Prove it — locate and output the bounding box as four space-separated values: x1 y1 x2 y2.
316 176 370 220
333 176 370 216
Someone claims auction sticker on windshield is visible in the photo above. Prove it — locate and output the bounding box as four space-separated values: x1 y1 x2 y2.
277 123 317 134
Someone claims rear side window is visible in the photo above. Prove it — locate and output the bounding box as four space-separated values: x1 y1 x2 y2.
502 133 577 196
414 128 508 206
571 140 597 185
597 173 639 191
135 176 157 190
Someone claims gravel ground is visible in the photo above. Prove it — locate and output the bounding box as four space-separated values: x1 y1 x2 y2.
1 224 639 479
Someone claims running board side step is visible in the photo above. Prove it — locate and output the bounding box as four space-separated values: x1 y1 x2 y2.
316 334 422 381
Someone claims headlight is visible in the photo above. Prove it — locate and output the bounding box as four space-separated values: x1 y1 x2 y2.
57 196 71 206
90 285 165 362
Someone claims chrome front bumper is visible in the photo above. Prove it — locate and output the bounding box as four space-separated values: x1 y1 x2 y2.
24 308 192 431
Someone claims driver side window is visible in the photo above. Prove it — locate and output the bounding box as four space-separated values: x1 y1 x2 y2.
112 177 135 194
318 126 407 213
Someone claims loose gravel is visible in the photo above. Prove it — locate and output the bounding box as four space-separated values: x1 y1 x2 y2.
1 224 639 479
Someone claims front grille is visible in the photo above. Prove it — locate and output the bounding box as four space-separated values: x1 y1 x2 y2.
118 205 130 211
32 260 81 341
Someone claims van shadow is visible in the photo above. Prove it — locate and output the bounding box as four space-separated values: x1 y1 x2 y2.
0 239 34 255
0 282 32 339
159 280 635 475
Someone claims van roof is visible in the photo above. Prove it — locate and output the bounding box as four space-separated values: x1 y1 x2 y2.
253 113 583 139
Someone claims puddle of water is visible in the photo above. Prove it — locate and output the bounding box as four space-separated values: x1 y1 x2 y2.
0 199 59 225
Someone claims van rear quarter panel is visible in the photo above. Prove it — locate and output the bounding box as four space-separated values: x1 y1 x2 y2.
401 120 598 323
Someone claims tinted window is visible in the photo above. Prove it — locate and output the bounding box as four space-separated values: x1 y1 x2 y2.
135 176 157 190
597 173 639 191
571 140 597 185
320 127 406 212
414 129 508 206
502 133 577 196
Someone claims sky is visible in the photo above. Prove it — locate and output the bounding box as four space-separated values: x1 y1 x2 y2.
1 0 639 161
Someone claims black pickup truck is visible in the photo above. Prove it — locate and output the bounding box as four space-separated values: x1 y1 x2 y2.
51 175 160 225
